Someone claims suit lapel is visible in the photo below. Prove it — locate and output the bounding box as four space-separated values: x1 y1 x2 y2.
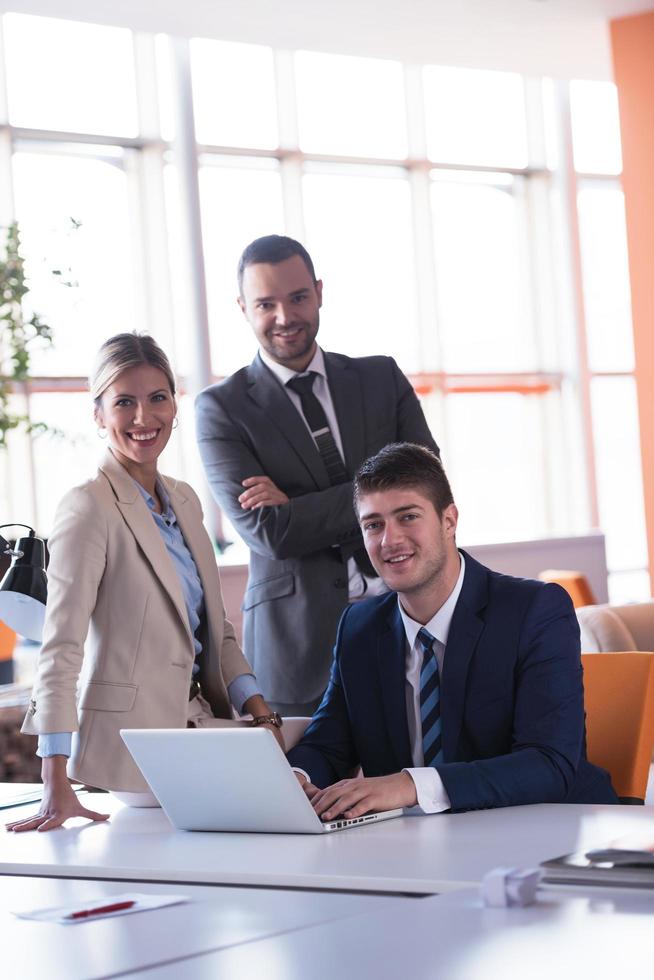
99 451 192 643
324 353 365 476
441 552 488 761
247 354 330 490
377 603 413 770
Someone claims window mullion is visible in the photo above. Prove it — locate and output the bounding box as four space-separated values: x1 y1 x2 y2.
275 50 305 240
167 35 211 394
550 79 599 529
404 63 446 457
131 32 176 360
405 66 441 373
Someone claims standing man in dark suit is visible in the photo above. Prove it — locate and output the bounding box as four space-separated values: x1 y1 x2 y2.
195 236 438 716
288 443 617 814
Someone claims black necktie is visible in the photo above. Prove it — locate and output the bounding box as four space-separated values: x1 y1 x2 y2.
286 372 348 485
286 371 376 579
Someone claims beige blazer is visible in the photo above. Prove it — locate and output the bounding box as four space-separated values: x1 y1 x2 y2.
22 450 252 792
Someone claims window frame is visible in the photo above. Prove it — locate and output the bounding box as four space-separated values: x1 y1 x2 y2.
0 18 643 597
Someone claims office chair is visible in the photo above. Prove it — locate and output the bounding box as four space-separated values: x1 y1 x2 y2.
538 569 596 609
577 599 654 654
281 717 311 751
582 651 654 804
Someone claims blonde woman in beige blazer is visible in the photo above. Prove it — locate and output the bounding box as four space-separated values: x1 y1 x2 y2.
8 333 283 832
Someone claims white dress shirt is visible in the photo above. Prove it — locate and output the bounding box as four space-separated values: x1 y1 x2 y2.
260 346 385 600
400 552 466 813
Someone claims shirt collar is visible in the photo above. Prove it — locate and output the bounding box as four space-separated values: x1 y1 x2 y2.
133 477 175 524
259 345 326 387
398 552 466 650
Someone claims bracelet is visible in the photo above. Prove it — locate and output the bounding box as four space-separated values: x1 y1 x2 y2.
250 712 283 729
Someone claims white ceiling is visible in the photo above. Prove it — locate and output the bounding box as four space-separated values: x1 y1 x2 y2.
2 0 653 79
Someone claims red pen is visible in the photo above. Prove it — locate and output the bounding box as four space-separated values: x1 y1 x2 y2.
66 900 136 920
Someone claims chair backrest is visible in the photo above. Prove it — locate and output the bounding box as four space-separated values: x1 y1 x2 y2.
577 600 654 653
538 569 596 609
581 651 654 803
281 717 311 751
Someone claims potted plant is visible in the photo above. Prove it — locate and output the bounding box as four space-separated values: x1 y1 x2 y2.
0 221 55 448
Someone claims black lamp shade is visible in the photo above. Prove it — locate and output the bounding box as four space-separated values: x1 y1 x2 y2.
0 534 47 641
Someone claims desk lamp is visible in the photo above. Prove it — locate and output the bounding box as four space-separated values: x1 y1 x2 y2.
0 524 47 641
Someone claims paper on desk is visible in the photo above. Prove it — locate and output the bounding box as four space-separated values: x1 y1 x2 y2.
14 892 189 924
0 784 86 810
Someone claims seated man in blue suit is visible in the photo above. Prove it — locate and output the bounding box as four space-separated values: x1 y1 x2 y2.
288 442 617 817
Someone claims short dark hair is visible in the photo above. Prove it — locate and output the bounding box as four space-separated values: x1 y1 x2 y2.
237 235 317 294
354 443 454 518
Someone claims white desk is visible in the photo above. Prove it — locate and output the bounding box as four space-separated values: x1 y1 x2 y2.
2 793 653 895
115 886 654 980
0 875 395 980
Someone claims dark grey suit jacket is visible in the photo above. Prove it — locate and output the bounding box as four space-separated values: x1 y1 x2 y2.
195 350 439 704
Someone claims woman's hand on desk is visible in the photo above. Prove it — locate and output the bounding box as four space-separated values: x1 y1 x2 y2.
5 756 110 833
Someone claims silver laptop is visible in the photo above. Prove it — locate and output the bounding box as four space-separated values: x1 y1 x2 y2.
120 727 403 834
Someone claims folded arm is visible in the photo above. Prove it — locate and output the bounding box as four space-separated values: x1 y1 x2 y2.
195 391 362 560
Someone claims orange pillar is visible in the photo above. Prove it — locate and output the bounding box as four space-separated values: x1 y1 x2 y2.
610 12 654 592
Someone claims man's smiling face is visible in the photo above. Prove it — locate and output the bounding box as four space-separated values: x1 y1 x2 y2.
238 254 322 373
357 486 458 600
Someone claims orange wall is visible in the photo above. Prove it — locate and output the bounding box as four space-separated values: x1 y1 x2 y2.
611 12 654 592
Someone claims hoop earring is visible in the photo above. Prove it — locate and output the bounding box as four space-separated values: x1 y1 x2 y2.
172 417 179 430
97 427 107 440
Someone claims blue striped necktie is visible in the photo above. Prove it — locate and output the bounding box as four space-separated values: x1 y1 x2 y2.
418 627 443 767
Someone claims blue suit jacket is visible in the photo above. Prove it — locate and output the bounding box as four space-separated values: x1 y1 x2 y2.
287 551 618 810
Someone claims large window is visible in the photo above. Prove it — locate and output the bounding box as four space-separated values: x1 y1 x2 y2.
0 13 645 600
571 81 646 600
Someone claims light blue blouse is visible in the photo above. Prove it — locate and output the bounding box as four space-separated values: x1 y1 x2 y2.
38 477 259 758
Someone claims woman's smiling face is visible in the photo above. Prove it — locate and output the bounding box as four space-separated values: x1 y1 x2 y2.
95 363 176 471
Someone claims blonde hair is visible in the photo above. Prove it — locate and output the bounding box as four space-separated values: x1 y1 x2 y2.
90 333 176 404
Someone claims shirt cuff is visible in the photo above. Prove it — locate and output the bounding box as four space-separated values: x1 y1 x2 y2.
291 767 311 783
227 673 261 714
403 767 451 814
37 732 72 758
